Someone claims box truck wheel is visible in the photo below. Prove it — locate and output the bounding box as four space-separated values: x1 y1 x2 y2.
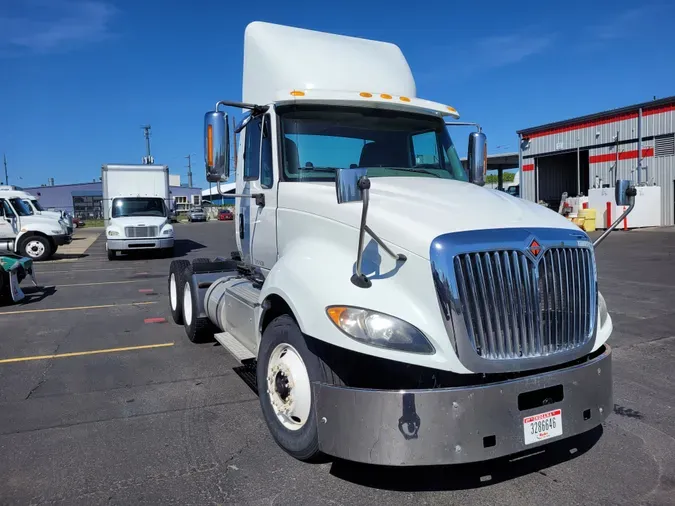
182 270 215 343
168 260 190 324
256 315 342 463
19 236 52 262
107 248 116 261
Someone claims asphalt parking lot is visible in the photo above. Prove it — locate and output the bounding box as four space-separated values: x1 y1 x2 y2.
1 222 673 506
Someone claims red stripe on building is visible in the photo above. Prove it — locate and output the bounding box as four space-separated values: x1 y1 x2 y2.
589 147 654 164
523 163 534 172
525 104 675 139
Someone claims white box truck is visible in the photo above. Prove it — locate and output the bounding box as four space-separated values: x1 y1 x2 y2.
166 22 636 466
102 164 174 260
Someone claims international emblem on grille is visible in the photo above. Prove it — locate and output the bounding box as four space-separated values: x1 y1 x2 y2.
529 239 541 257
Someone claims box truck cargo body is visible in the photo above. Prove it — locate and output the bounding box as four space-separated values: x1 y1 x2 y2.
102 164 174 260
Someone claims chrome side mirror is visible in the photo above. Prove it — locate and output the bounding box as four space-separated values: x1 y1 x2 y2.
335 168 367 204
204 110 230 183
615 179 635 206
467 131 487 186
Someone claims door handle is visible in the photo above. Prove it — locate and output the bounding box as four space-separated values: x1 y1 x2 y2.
239 213 244 239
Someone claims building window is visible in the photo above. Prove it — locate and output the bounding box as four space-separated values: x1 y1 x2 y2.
174 196 188 211
72 195 103 219
655 134 675 157
192 194 201 206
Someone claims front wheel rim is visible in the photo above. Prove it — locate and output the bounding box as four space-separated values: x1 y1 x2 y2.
183 283 193 324
25 240 46 258
169 273 177 310
266 343 312 431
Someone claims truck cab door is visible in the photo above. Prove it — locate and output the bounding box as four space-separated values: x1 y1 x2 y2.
238 113 278 273
0 199 19 242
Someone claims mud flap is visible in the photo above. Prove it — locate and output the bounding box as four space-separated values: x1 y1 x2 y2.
7 265 25 302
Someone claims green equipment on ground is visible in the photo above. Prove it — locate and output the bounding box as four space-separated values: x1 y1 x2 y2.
0 251 39 304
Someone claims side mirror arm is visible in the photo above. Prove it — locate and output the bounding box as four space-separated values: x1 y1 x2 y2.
593 185 638 249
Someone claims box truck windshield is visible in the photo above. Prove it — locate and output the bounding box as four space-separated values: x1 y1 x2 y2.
112 197 166 218
279 106 467 182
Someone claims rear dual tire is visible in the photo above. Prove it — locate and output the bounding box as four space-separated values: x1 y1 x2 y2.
168 260 190 324
181 264 215 343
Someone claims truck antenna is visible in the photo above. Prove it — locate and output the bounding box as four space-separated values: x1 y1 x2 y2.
2 153 7 185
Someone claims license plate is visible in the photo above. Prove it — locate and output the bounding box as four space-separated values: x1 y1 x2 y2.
523 408 563 445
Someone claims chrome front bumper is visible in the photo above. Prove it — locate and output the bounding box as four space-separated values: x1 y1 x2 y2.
314 346 612 466
107 238 174 250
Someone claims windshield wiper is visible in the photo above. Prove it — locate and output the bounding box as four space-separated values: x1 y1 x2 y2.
384 167 442 178
296 166 338 173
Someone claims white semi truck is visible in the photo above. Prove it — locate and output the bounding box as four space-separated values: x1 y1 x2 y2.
167 22 636 466
0 193 72 261
0 186 74 234
102 164 175 260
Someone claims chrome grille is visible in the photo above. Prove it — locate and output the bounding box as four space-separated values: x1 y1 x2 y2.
453 247 595 360
125 226 158 238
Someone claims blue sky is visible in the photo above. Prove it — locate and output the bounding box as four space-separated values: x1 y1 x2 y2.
2 0 674 189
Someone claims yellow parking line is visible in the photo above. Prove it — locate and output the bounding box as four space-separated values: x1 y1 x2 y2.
0 342 174 364
0 301 157 316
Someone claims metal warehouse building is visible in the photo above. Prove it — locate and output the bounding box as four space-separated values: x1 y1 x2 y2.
517 96 675 226
21 180 202 219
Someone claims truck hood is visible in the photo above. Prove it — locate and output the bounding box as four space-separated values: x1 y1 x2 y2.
278 177 581 259
18 214 65 228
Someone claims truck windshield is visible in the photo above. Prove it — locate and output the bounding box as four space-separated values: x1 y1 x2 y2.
29 199 45 211
9 198 33 216
112 198 166 218
278 105 468 182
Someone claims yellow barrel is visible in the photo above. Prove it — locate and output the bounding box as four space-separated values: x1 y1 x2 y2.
579 208 596 232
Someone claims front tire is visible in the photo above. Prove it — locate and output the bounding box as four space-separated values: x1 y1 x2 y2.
107 248 116 261
19 236 52 262
256 315 341 463
168 260 190 324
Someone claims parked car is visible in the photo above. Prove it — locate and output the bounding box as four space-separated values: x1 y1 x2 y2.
72 217 86 228
187 207 207 222
218 209 233 221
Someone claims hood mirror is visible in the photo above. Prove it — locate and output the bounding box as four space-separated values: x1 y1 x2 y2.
593 179 638 248
615 179 635 206
335 168 367 204
467 131 487 186
204 110 230 183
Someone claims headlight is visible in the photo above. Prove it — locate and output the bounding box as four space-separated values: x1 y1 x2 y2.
326 306 434 354
598 292 609 328
108 230 119 236
162 228 173 236
51 230 63 234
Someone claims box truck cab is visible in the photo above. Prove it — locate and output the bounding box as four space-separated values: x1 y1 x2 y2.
102 164 174 260
0 186 74 234
167 22 636 467
0 195 72 261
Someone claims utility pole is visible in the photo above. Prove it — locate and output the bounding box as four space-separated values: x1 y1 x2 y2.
141 125 153 164
185 154 193 188
2 153 7 185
